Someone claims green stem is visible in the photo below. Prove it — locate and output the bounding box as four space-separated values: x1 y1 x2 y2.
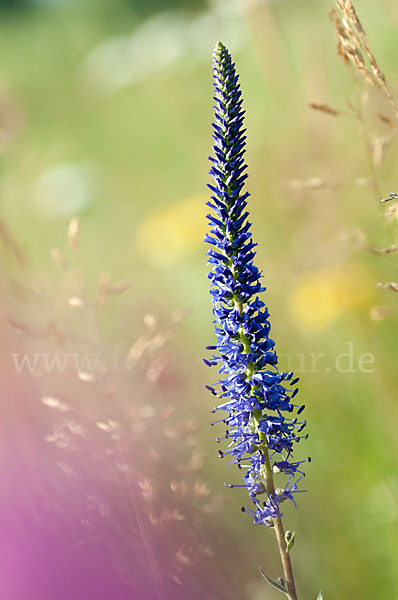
232 287 299 600
263 448 298 600
222 179 299 597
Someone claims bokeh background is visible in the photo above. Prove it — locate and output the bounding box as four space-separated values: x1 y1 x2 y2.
0 0 397 598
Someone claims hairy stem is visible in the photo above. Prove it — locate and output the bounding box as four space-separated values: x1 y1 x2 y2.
233 285 299 600
263 449 298 600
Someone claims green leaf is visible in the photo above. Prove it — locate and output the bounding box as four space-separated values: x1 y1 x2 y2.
285 530 295 553
317 592 323 600
259 567 288 595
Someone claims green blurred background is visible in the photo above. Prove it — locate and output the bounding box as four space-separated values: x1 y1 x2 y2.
0 0 397 598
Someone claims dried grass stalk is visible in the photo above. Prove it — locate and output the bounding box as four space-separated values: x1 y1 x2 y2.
67 217 80 250
308 102 340 116
376 112 393 128
370 243 398 255
50 248 69 269
372 134 393 169
0 218 26 265
380 192 398 204
377 281 398 292
369 305 392 321
331 1 398 115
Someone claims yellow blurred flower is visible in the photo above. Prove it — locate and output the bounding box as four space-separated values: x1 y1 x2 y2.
289 266 372 332
137 195 207 265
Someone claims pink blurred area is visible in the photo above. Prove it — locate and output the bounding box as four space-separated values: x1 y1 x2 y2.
0 266 238 600
0 319 148 599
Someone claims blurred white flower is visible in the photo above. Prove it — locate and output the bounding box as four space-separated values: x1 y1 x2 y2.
82 0 246 94
41 396 69 412
35 162 96 218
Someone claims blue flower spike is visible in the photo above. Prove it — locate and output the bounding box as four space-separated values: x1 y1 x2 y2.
204 41 309 600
